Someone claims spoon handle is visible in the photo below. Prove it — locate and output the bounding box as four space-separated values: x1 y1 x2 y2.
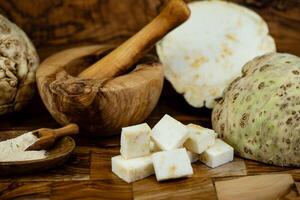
53 124 79 138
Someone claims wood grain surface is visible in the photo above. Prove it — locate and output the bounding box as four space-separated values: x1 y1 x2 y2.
0 132 75 177
0 0 299 199
36 45 164 135
215 174 295 200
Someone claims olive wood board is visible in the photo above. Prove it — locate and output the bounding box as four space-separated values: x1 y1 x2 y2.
215 174 297 200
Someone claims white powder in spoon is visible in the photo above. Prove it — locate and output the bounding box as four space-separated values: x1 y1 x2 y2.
0 132 47 162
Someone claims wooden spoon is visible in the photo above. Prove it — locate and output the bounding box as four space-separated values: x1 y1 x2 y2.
26 124 79 150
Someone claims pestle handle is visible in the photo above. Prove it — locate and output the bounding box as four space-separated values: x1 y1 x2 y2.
52 124 79 138
78 0 190 79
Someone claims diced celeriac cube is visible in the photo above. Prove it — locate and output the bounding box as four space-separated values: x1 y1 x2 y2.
199 139 234 168
151 114 188 150
152 148 193 181
187 150 199 163
111 155 154 183
184 124 216 154
150 140 161 152
120 123 151 159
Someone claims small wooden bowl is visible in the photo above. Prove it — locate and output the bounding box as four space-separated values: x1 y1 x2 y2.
0 132 75 176
37 45 164 136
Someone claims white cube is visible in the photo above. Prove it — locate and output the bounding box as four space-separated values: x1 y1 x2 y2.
150 140 161 152
111 155 154 183
120 123 151 159
199 139 234 168
151 114 188 150
152 148 193 181
184 124 216 154
187 150 199 163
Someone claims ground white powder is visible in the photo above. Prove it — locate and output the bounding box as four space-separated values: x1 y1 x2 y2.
0 132 47 162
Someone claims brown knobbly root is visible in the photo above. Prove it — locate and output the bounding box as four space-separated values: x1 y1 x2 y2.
0 14 39 115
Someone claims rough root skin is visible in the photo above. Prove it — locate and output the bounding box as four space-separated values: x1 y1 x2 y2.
0 15 39 115
212 53 300 167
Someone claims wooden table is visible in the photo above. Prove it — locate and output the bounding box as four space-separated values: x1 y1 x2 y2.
0 0 299 199
0 82 298 200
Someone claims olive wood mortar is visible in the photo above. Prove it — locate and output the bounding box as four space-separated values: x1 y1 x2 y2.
36 0 190 135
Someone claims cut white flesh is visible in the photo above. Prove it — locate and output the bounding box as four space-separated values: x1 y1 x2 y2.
199 139 234 168
120 123 151 159
156 0 276 108
151 114 188 150
187 150 199 163
111 155 154 183
184 124 216 154
152 148 193 181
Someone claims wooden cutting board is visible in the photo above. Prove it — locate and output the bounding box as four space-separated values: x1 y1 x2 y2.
215 174 296 200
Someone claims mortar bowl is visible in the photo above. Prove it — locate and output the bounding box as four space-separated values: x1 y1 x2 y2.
36 45 164 136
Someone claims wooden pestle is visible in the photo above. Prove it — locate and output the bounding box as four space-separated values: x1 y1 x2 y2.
78 0 190 79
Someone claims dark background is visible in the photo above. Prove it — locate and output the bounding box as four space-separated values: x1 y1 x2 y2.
0 0 299 60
